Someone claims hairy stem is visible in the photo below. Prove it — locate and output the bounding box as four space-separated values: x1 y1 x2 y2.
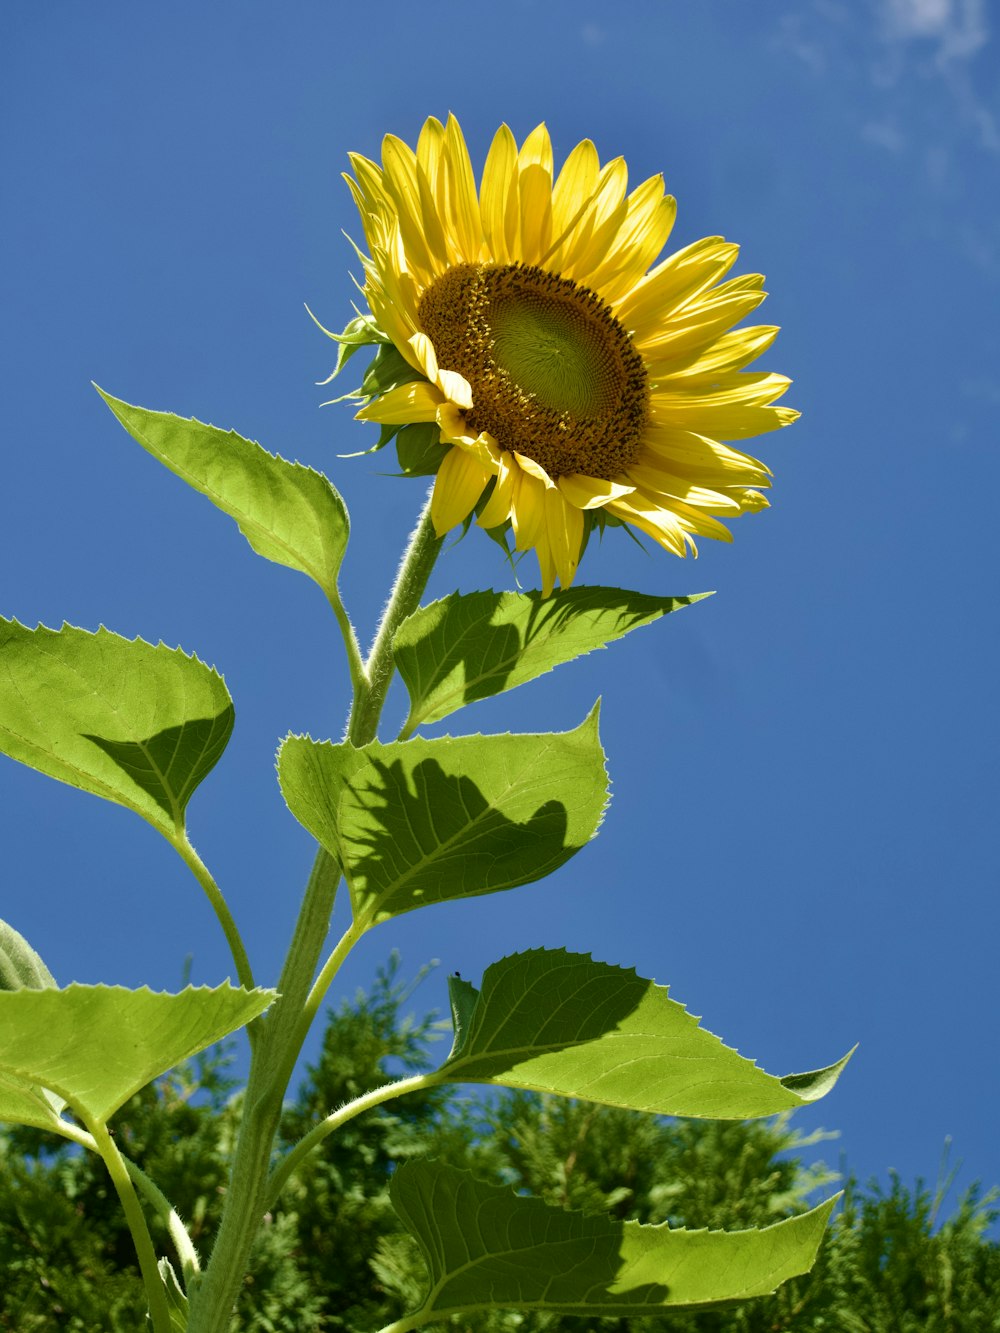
188 492 442 1333
125 1156 202 1283
347 492 442 746
263 1071 434 1212
327 585 367 703
89 1117 173 1333
173 834 257 997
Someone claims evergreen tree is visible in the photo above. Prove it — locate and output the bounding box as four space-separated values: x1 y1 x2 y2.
1 963 996 1331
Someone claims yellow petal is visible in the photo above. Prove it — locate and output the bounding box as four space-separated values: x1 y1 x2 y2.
624 463 742 513
408 331 438 381
435 368 474 411
557 474 636 509
637 280 768 361
517 163 554 266
477 452 517 528
380 135 439 279
589 188 678 307
535 530 557 598
551 157 629 281
443 114 483 263
517 124 554 178
416 116 446 184
510 468 546 550
435 405 501 469
655 325 780 377
430 446 493 535
550 138 600 240
512 450 555 486
356 380 442 425
652 371 792 410
605 493 691 556
544 486 584 588
481 124 517 263
617 238 740 331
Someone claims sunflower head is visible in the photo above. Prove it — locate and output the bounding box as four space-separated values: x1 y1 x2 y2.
330 115 797 595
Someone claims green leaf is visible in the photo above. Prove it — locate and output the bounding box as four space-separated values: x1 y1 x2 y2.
158 1259 190 1333
439 949 850 1118
391 1160 837 1319
394 587 711 733
0 619 233 839
96 389 350 607
0 918 57 991
0 1073 67 1136
277 708 608 924
0 983 274 1128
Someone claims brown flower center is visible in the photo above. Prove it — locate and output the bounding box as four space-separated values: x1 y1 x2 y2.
417 262 648 480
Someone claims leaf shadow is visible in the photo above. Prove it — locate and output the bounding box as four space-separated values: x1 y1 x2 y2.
347 755 576 918
429 588 699 711
82 708 234 821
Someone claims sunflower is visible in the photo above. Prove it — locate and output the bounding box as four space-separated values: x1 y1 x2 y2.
339 115 796 594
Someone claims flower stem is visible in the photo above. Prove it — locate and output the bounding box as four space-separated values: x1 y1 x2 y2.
188 492 443 1333
347 491 442 746
187 847 340 1333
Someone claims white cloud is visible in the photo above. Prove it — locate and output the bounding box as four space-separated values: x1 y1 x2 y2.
882 0 989 61
777 0 997 153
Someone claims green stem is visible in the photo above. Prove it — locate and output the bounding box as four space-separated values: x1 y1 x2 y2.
187 848 340 1333
327 585 367 703
374 1313 433 1333
173 834 256 996
263 1071 434 1212
294 917 366 1059
125 1157 202 1283
347 491 442 747
189 492 443 1333
88 1117 173 1333
49 1119 200 1283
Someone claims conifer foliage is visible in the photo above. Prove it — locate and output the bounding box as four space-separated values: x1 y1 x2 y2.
2 963 996 1332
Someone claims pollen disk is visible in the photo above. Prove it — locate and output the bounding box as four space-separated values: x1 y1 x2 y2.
418 263 648 480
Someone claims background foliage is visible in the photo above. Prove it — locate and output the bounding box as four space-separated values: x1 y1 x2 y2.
2 963 995 1333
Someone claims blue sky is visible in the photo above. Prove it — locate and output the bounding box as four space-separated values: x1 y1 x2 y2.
2 1 999 1213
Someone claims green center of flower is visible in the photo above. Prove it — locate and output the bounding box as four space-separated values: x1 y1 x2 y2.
417 263 648 480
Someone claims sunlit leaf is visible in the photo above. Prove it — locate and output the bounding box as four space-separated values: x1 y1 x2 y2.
97 389 350 607
0 619 233 838
391 1160 837 1320
0 1072 67 1136
0 983 274 1128
277 708 607 923
440 949 850 1117
394 587 710 732
0 918 57 992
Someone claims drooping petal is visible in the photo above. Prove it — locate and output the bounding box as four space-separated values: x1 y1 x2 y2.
477 451 517 529
557 474 636 509
430 445 494 535
356 380 442 425
543 485 585 589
